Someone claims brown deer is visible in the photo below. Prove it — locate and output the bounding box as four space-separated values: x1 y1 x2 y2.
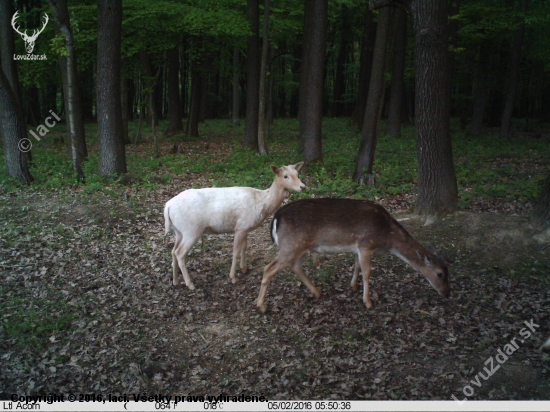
256 198 451 313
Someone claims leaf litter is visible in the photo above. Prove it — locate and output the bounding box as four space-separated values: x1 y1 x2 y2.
0 146 549 400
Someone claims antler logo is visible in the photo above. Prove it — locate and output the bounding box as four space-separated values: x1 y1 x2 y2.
11 11 49 54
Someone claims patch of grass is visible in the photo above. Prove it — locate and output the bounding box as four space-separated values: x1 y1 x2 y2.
0 290 75 349
1 118 548 205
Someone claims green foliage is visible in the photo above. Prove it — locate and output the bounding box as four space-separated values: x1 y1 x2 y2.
0 291 75 350
2 119 549 207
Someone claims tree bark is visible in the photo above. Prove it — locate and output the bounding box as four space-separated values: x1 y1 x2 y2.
138 49 159 127
299 0 328 164
412 0 457 220
257 0 270 155
332 5 351 117
354 6 392 184
500 0 528 139
232 48 240 126
187 59 201 138
351 6 376 129
166 47 183 135
469 44 490 135
531 171 550 228
49 0 87 180
0 67 33 184
0 0 22 110
97 0 126 176
244 0 260 151
386 7 407 137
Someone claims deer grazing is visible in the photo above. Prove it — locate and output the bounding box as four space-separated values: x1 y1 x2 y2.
256 198 451 313
164 163 305 289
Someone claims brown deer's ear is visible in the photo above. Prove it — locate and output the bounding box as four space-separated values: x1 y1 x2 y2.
294 162 305 172
271 165 279 175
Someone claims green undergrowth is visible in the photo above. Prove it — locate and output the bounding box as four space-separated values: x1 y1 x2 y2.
0 118 548 205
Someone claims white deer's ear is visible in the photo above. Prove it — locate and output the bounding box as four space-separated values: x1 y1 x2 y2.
293 161 304 172
271 165 279 175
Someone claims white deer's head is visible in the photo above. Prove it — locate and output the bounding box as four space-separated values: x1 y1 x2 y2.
11 11 49 54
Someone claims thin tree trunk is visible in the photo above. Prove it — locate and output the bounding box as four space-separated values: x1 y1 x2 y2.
531 171 550 227
386 7 407 137
187 60 201 138
354 6 392 184
470 44 490 135
121 65 130 144
500 0 528 139
257 0 270 155
232 48 240 126
412 0 457 220
138 49 159 127
97 0 126 176
351 7 376 129
0 0 22 110
48 0 88 166
332 5 351 118
244 0 260 151
267 44 275 126
0 67 33 184
300 0 328 164
166 47 183 135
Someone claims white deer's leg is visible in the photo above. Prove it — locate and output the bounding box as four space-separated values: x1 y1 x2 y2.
230 231 247 283
358 249 374 309
350 254 360 291
240 235 248 273
174 233 201 290
172 231 183 286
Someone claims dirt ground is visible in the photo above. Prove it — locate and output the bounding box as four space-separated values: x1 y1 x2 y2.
1 173 549 400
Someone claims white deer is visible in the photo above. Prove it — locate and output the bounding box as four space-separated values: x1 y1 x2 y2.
11 11 49 54
164 163 305 289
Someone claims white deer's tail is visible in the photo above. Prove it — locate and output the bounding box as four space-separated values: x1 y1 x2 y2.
164 205 172 236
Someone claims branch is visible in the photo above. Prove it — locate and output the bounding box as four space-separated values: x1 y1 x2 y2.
369 0 411 13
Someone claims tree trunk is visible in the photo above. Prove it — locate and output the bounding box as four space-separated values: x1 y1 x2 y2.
49 0 87 180
332 5 351 117
351 7 376 129
138 49 159 127
232 48 240 126
257 0 270 155
386 7 407 137
0 67 33 184
470 44 490 135
412 0 458 220
244 0 260 151
121 65 130 144
354 6 392 184
187 59 201 138
531 171 550 228
97 0 126 176
166 47 183 135
299 0 328 164
0 0 22 110
500 0 528 139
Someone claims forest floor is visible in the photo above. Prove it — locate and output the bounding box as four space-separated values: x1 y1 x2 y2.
1 135 550 402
